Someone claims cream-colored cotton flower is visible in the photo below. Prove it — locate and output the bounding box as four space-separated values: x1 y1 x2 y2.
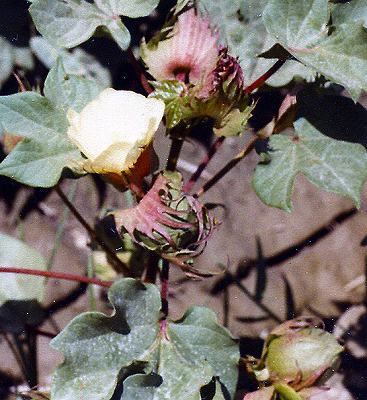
67 88 165 183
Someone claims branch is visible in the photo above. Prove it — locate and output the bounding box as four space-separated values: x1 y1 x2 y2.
55 186 131 276
244 60 286 94
195 134 258 197
183 136 225 193
0 267 112 288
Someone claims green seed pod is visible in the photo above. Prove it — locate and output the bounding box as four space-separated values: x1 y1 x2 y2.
264 322 343 388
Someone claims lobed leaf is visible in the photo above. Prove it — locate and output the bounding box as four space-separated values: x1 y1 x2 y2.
263 0 367 99
51 278 239 400
30 0 159 50
253 118 367 211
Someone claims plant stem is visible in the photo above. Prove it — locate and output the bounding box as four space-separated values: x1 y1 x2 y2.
55 185 131 276
195 134 258 198
160 259 170 318
0 267 112 287
232 275 282 323
244 60 286 94
166 137 184 171
183 136 225 193
127 48 153 95
2 333 28 382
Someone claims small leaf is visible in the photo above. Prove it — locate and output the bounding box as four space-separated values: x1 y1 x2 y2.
263 0 367 99
253 118 367 211
51 279 239 400
0 233 46 305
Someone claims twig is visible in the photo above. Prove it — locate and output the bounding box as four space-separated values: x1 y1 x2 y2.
55 185 131 276
231 274 282 323
243 60 286 94
183 136 225 193
195 134 258 197
0 267 112 288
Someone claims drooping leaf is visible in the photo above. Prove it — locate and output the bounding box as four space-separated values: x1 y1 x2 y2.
196 0 314 87
263 0 367 99
30 36 111 86
0 62 104 187
30 0 159 50
0 233 46 305
253 118 367 211
51 278 239 400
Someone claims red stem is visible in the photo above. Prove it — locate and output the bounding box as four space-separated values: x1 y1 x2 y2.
127 48 153 95
0 267 112 288
183 136 226 193
244 60 286 94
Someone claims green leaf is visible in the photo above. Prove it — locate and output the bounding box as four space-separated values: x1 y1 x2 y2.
196 0 314 87
51 279 239 400
30 36 111 86
0 233 46 305
253 118 367 211
332 0 367 28
0 138 80 187
0 62 105 187
29 0 102 49
0 92 81 187
30 0 159 50
94 0 160 18
0 37 34 88
263 0 367 99
44 60 105 112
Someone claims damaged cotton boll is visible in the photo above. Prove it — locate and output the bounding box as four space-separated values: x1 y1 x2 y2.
67 88 165 189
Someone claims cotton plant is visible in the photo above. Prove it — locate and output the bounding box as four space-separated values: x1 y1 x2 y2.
1 0 367 399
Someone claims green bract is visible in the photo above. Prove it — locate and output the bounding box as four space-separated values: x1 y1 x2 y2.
29 0 160 51
51 278 239 400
